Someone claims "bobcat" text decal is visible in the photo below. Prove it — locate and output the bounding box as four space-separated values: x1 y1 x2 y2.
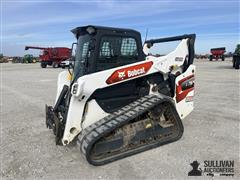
106 61 153 84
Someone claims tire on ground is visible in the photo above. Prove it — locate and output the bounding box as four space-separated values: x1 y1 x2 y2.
41 62 47 68
209 55 213 61
235 58 240 69
232 58 235 68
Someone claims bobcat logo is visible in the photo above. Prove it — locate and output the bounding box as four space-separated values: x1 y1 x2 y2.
118 71 126 79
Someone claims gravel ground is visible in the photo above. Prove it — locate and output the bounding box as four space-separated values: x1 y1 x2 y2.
1 59 239 179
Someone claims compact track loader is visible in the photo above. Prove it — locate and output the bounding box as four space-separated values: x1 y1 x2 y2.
46 25 196 165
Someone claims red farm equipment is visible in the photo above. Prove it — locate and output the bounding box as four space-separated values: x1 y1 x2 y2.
25 46 71 68
209 47 226 61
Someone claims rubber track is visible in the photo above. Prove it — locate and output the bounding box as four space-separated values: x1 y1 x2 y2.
77 94 183 166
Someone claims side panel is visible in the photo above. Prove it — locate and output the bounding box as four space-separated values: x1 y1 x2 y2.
174 65 195 119
82 100 109 128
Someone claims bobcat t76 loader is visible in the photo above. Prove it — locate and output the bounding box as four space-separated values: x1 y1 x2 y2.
46 25 196 165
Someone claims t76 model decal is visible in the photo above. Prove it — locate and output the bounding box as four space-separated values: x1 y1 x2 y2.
106 61 153 84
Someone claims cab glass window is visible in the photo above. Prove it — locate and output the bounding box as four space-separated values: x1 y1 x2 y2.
98 36 138 63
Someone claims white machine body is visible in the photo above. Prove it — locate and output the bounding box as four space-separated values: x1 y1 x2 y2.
55 38 195 145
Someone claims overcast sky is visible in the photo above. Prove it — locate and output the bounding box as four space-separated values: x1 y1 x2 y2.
1 0 239 56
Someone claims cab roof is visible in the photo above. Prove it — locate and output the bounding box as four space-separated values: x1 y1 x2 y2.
71 25 141 39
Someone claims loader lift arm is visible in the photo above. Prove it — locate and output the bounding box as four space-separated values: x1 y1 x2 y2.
144 34 196 69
